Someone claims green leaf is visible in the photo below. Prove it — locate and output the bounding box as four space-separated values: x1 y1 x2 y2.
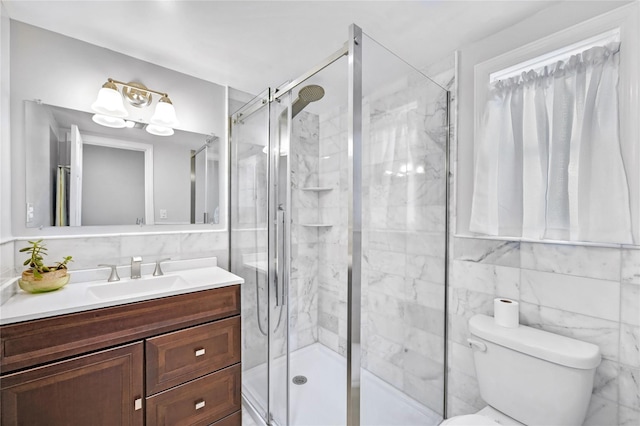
23 259 30 266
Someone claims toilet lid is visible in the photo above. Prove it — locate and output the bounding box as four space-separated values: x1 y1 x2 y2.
441 414 500 426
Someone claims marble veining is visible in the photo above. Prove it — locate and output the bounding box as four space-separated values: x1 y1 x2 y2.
520 243 621 281
453 238 520 268
618 366 640 410
619 404 640 426
584 395 618 426
620 324 640 368
520 269 620 321
621 284 640 326
621 249 640 285
0 240 15 282
519 302 620 361
593 359 620 402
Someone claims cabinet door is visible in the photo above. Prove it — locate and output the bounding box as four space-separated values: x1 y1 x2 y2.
1 342 144 426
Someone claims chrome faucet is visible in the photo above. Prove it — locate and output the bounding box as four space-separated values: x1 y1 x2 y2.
98 264 120 282
131 256 143 279
153 258 171 276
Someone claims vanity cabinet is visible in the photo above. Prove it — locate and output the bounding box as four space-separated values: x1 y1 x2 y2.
0 285 241 426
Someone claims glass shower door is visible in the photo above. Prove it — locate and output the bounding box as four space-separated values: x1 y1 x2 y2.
268 89 292 426
230 89 289 425
274 52 351 426
359 32 448 424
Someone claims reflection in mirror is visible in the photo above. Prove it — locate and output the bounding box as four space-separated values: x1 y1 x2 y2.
25 100 221 228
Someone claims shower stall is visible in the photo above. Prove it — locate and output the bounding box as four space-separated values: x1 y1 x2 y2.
230 25 449 426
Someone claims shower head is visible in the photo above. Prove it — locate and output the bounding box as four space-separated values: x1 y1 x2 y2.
298 85 325 103
291 85 325 118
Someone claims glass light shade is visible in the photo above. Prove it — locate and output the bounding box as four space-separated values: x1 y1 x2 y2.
150 98 178 127
92 114 126 128
91 85 128 118
146 124 174 136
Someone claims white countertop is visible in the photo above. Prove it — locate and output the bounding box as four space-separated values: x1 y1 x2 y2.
0 257 243 325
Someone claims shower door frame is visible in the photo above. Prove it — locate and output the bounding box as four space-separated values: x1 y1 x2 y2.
268 24 363 425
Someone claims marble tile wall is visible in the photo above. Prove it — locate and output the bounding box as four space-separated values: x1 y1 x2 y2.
235 110 321 372
232 148 270 371
361 69 450 415
236 233 268 371
228 99 277 372
289 111 321 352
313 65 452 416
447 238 640 425
11 231 229 274
0 239 14 283
317 106 349 356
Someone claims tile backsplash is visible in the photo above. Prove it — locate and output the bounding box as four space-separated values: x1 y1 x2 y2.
0 239 14 282
9 231 229 274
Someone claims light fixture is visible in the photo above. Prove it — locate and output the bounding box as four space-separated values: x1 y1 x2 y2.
91 114 126 128
91 78 178 136
122 82 153 108
150 95 179 127
91 81 128 117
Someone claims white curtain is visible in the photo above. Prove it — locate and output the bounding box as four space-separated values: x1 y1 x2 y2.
470 42 633 244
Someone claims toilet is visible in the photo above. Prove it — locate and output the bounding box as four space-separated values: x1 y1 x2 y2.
441 314 601 426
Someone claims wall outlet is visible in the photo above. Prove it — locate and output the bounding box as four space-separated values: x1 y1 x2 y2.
160 209 167 219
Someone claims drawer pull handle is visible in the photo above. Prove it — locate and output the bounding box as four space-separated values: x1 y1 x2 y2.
195 399 206 410
195 348 206 357
134 398 142 411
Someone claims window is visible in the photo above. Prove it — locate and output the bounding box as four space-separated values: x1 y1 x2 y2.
467 4 639 246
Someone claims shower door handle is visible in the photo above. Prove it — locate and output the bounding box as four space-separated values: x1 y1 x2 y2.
276 207 287 307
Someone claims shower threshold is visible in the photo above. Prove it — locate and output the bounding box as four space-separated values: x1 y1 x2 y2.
243 343 442 426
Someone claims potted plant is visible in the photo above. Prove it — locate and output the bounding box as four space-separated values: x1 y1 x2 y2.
18 239 73 293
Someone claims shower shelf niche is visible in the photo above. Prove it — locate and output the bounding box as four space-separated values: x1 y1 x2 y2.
301 187 333 192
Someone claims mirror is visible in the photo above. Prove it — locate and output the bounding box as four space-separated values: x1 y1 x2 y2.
25 100 221 227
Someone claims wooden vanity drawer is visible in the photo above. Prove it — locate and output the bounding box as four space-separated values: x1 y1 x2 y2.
0 285 240 373
146 316 241 395
146 364 241 426
211 411 241 426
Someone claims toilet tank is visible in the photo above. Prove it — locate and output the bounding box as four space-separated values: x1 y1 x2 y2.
468 314 601 426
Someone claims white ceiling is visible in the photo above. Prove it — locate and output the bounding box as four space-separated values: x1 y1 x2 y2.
3 0 577 95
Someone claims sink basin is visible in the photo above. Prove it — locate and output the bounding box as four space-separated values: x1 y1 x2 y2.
88 275 187 300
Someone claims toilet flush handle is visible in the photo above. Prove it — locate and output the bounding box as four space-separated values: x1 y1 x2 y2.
467 338 487 352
